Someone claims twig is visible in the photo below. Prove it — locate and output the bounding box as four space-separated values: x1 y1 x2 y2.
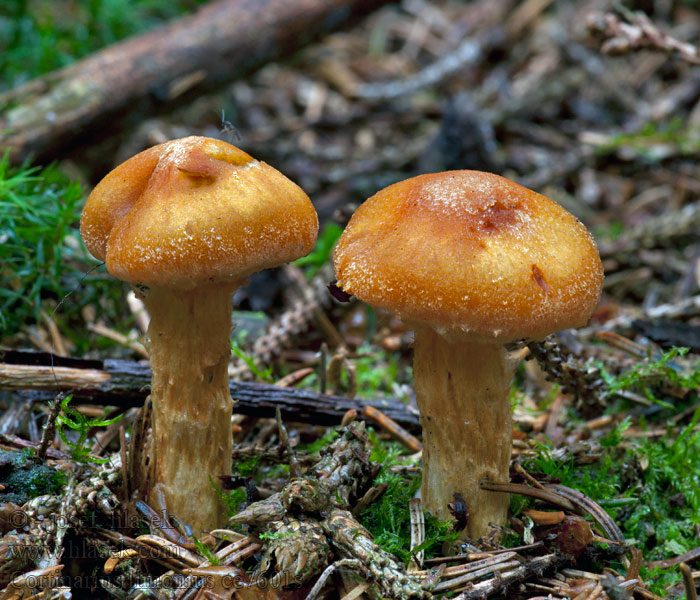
363 405 422 452
599 202 700 255
36 395 63 461
544 484 625 544
324 508 427 599
273 367 314 388
0 432 71 460
351 481 387 516
602 294 700 331
354 37 484 100
514 463 547 491
0 350 421 431
0 566 64 600
134 500 196 550
230 421 376 528
318 342 329 395
647 546 700 570
326 346 357 397
423 542 545 565
408 498 425 571
119 425 129 504
135 534 201 567
87 322 149 359
480 481 625 545
453 554 561 599
596 331 656 360
305 559 364 600
581 582 604 600
680 563 697 600
588 10 700 65
275 406 301 478
340 581 371 600
0 0 396 164
479 481 576 511
429 553 520 593
40 308 68 357
127 290 150 333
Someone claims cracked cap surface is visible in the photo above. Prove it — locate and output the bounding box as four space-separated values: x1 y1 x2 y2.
333 170 603 343
81 136 318 289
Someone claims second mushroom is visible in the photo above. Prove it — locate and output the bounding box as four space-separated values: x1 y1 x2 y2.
81 136 318 534
333 170 603 539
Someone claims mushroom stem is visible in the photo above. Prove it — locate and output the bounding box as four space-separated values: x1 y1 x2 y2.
143 283 237 534
412 324 514 539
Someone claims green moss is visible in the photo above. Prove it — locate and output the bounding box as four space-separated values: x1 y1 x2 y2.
354 345 405 396
259 529 295 541
523 403 700 593
233 456 261 479
299 429 340 455
603 347 699 398
623 408 700 558
230 338 274 382
0 156 125 346
213 483 247 520
359 429 457 565
518 344 699 597
0 449 64 504
594 117 700 162
641 566 682 597
193 536 220 565
0 0 210 92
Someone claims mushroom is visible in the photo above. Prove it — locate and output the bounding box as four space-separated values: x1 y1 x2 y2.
333 171 603 539
81 136 318 533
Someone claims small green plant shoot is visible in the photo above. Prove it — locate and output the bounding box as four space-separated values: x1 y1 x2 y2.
56 394 124 464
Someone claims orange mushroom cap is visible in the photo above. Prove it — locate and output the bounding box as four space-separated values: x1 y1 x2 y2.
81 136 318 289
333 170 603 343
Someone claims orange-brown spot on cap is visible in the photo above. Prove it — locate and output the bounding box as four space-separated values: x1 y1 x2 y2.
81 136 318 289
175 148 225 179
531 264 548 293
333 170 603 343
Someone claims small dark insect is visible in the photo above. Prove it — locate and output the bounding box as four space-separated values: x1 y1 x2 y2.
220 109 241 142
328 280 353 303
447 492 469 532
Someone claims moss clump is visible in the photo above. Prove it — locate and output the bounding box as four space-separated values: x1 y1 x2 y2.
0 449 64 505
359 430 457 564
0 156 124 348
519 352 700 596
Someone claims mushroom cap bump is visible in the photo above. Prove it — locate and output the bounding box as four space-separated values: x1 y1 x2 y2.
81 136 318 289
334 171 603 343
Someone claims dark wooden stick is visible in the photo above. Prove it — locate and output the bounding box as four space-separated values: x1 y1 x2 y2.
36 394 62 461
0 0 393 164
0 349 419 432
362 405 422 452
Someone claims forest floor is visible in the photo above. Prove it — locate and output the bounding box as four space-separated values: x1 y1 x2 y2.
1 0 700 598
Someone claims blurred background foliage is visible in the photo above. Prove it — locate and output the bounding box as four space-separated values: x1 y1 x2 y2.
0 0 208 91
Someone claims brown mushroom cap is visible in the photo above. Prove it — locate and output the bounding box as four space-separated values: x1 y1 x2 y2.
333 170 603 343
81 136 318 289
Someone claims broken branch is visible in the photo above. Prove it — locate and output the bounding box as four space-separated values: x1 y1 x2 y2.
0 0 393 164
0 350 420 431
